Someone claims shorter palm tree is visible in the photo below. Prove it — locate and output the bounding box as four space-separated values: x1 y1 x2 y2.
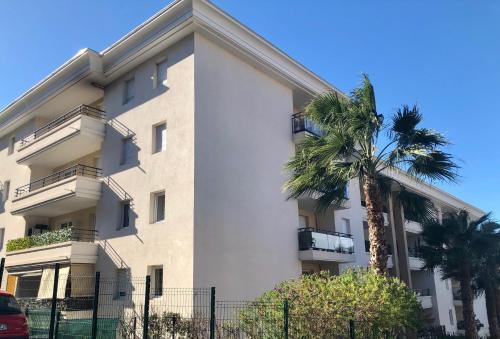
419 210 491 339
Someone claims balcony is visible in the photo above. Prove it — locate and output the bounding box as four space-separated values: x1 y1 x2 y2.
292 113 325 143
11 165 102 216
414 289 433 309
298 228 355 263
408 247 425 270
5 228 98 271
17 105 105 167
405 219 423 233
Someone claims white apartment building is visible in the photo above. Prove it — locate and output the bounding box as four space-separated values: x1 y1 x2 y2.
0 0 489 336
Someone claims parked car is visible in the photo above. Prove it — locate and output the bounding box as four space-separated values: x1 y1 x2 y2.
0 291 28 338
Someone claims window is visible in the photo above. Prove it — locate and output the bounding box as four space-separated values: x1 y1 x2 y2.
0 229 4 251
155 59 168 88
341 218 351 234
121 137 134 165
120 201 131 228
2 180 10 202
153 123 166 153
7 136 15 155
116 268 129 298
123 77 135 104
150 266 163 297
299 215 309 228
445 279 450 290
60 221 73 229
449 309 454 325
152 191 166 223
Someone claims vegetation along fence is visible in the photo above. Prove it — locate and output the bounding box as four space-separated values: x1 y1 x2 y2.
0 262 434 338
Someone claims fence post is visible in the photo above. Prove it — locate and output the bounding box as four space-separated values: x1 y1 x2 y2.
48 263 60 339
54 311 61 338
283 300 289 339
349 320 355 339
91 271 101 339
143 275 151 339
210 287 216 339
0 257 5 289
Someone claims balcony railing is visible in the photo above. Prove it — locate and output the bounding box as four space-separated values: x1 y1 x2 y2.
292 113 325 137
15 164 102 197
6 227 98 252
414 288 431 297
298 228 354 254
20 105 105 147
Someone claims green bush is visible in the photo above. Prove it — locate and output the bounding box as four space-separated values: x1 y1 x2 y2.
6 227 72 252
239 268 422 338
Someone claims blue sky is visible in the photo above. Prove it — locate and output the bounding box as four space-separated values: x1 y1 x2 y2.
1 1 499 218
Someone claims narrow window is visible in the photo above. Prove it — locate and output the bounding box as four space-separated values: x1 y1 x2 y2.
116 268 129 298
449 309 454 325
2 180 10 202
123 77 135 104
7 136 15 155
155 59 168 88
0 229 5 251
153 123 167 153
121 201 131 228
445 279 450 290
121 137 133 165
152 192 166 223
153 266 163 296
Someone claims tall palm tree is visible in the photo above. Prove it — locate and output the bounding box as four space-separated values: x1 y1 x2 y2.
419 211 492 339
472 221 500 339
285 75 457 274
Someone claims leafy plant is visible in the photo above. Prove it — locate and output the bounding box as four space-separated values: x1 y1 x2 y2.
6 227 72 252
239 268 421 338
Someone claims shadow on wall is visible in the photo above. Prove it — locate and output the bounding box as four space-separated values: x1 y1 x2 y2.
105 118 143 173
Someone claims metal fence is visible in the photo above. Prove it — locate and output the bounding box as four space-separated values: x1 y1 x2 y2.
3 262 440 338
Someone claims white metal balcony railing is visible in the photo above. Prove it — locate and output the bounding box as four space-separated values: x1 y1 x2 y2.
298 228 354 254
14 164 102 198
20 105 105 147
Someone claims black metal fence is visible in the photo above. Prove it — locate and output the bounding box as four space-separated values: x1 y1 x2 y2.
3 262 442 338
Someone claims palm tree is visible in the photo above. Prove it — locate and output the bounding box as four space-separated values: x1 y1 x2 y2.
285 75 457 274
472 221 500 339
419 210 492 339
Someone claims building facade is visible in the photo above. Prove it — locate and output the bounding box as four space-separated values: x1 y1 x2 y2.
0 0 489 336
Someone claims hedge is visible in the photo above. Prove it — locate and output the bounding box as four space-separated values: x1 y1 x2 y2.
6 227 72 252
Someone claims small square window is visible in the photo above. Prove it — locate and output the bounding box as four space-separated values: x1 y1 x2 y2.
120 201 131 229
153 123 166 153
148 266 163 297
123 77 135 104
152 192 165 223
121 137 134 165
155 59 168 88
2 180 10 202
7 136 15 155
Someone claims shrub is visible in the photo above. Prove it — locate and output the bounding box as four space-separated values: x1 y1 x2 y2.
239 268 421 338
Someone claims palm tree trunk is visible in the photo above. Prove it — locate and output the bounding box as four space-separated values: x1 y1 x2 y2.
485 283 499 339
460 268 479 339
363 176 388 275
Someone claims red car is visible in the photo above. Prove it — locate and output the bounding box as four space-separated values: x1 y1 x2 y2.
0 291 28 338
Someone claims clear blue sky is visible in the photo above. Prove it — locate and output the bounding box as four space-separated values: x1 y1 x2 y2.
1 1 499 218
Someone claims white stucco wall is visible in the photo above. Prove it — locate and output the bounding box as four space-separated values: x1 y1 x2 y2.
192 33 301 300
96 35 196 288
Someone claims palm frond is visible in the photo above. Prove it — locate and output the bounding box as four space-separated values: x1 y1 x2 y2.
399 188 436 223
